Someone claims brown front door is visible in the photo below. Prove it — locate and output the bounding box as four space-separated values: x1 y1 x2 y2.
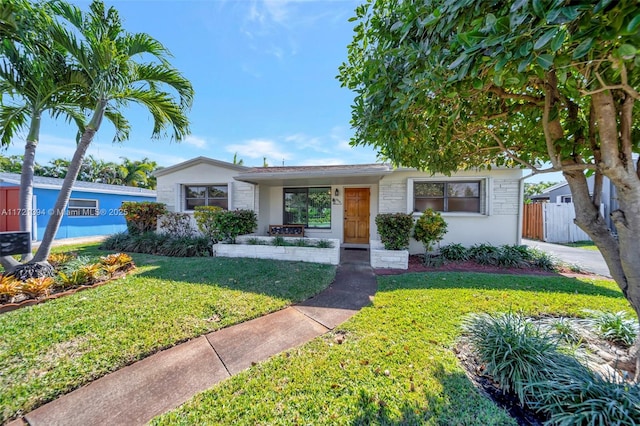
344 188 370 244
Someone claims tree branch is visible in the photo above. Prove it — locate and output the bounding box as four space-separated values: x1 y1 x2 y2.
485 129 542 171
620 94 634 166
542 71 563 168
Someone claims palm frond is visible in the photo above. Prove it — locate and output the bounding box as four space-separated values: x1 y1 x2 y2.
133 63 194 109
0 105 29 147
116 88 190 141
103 107 130 143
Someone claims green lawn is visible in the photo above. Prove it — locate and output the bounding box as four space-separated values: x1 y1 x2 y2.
561 240 599 251
153 272 631 425
0 244 336 423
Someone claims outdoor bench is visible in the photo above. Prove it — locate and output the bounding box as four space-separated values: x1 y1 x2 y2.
268 224 305 237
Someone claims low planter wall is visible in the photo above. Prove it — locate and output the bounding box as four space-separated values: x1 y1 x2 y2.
370 240 409 269
213 236 340 265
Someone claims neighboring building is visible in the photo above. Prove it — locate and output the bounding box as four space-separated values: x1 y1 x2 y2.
155 157 523 254
0 173 156 240
529 176 618 231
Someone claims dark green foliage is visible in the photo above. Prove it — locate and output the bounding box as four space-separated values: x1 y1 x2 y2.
464 312 640 425
440 243 468 262
121 201 168 235
315 239 333 248
215 209 257 243
468 243 502 266
100 232 210 257
194 208 257 244
271 236 286 247
375 213 413 250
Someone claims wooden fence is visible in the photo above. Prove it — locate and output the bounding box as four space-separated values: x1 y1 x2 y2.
522 202 592 243
522 203 543 240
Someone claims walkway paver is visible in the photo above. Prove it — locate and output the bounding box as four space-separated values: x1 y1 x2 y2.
19 249 377 426
523 238 611 278
206 307 329 375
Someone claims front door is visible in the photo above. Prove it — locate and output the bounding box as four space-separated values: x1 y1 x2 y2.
344 188 370 244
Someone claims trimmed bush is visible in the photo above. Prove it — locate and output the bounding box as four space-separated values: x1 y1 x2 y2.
158 212 195 238
121 201 167 235
375 213 413 250
215 209 257 243
193 206 224 242
413 208 447 252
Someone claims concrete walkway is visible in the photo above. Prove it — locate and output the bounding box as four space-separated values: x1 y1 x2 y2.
522 238 611 278
11 248 376 426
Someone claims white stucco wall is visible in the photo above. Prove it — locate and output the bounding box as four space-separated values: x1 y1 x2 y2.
156 162 257 213
377 168 522 253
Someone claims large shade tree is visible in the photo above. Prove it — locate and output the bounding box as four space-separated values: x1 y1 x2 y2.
1 0 193 271
339 0 640 375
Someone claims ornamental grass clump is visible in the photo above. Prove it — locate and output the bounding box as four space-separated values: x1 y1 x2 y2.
584 310 638 347
375 213 413 250
440 243 468 262
463 311 640 425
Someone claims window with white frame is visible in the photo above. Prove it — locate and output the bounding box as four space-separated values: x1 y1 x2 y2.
67 199 99 216
413 181 484 213
184 185 228 210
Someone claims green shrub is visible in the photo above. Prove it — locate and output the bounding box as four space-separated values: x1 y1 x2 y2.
121 201 167 235
272 235 286 246
158 235 210 257
193 206 224 242
315 239 333 248
375 213 413 250
293 238 310 247
215 209 257 243
193 207 257 244
413 209 447 252
158 212 195 238
440 243 468 261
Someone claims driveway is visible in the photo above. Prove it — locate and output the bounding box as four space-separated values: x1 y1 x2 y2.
522 239 611 278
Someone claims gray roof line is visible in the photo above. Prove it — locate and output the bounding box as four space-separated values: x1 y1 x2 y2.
0 172 156 195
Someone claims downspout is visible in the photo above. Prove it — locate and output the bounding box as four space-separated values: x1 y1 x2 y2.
517 172 532 245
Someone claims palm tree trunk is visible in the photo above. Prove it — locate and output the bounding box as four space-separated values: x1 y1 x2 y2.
18 111 41 261
32 100 107 263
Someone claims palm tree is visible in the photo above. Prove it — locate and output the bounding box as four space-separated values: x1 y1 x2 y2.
0 0 87 263
27 0 193 264
117 157 157 188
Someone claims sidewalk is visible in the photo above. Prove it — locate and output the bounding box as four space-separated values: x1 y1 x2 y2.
522 239 611 278
11 248 377 426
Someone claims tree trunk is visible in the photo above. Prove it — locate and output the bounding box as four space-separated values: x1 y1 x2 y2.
31 100 107 263
565 92 640 380
18 112 41 261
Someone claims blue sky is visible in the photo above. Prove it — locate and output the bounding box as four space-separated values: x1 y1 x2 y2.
2 0 561 183
4 0 380 168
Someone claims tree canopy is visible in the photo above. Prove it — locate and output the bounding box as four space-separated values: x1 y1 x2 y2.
339 0 640 374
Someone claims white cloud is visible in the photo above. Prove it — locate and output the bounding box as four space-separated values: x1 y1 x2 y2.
285 133 325 151
226 139 292 162
183 135 208 149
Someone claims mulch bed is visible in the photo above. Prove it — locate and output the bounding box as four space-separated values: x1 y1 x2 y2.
375 255 602 279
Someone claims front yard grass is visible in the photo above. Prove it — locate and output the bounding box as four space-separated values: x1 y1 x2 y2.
561 240 599 251
153 272 631 425
0 243 336 423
